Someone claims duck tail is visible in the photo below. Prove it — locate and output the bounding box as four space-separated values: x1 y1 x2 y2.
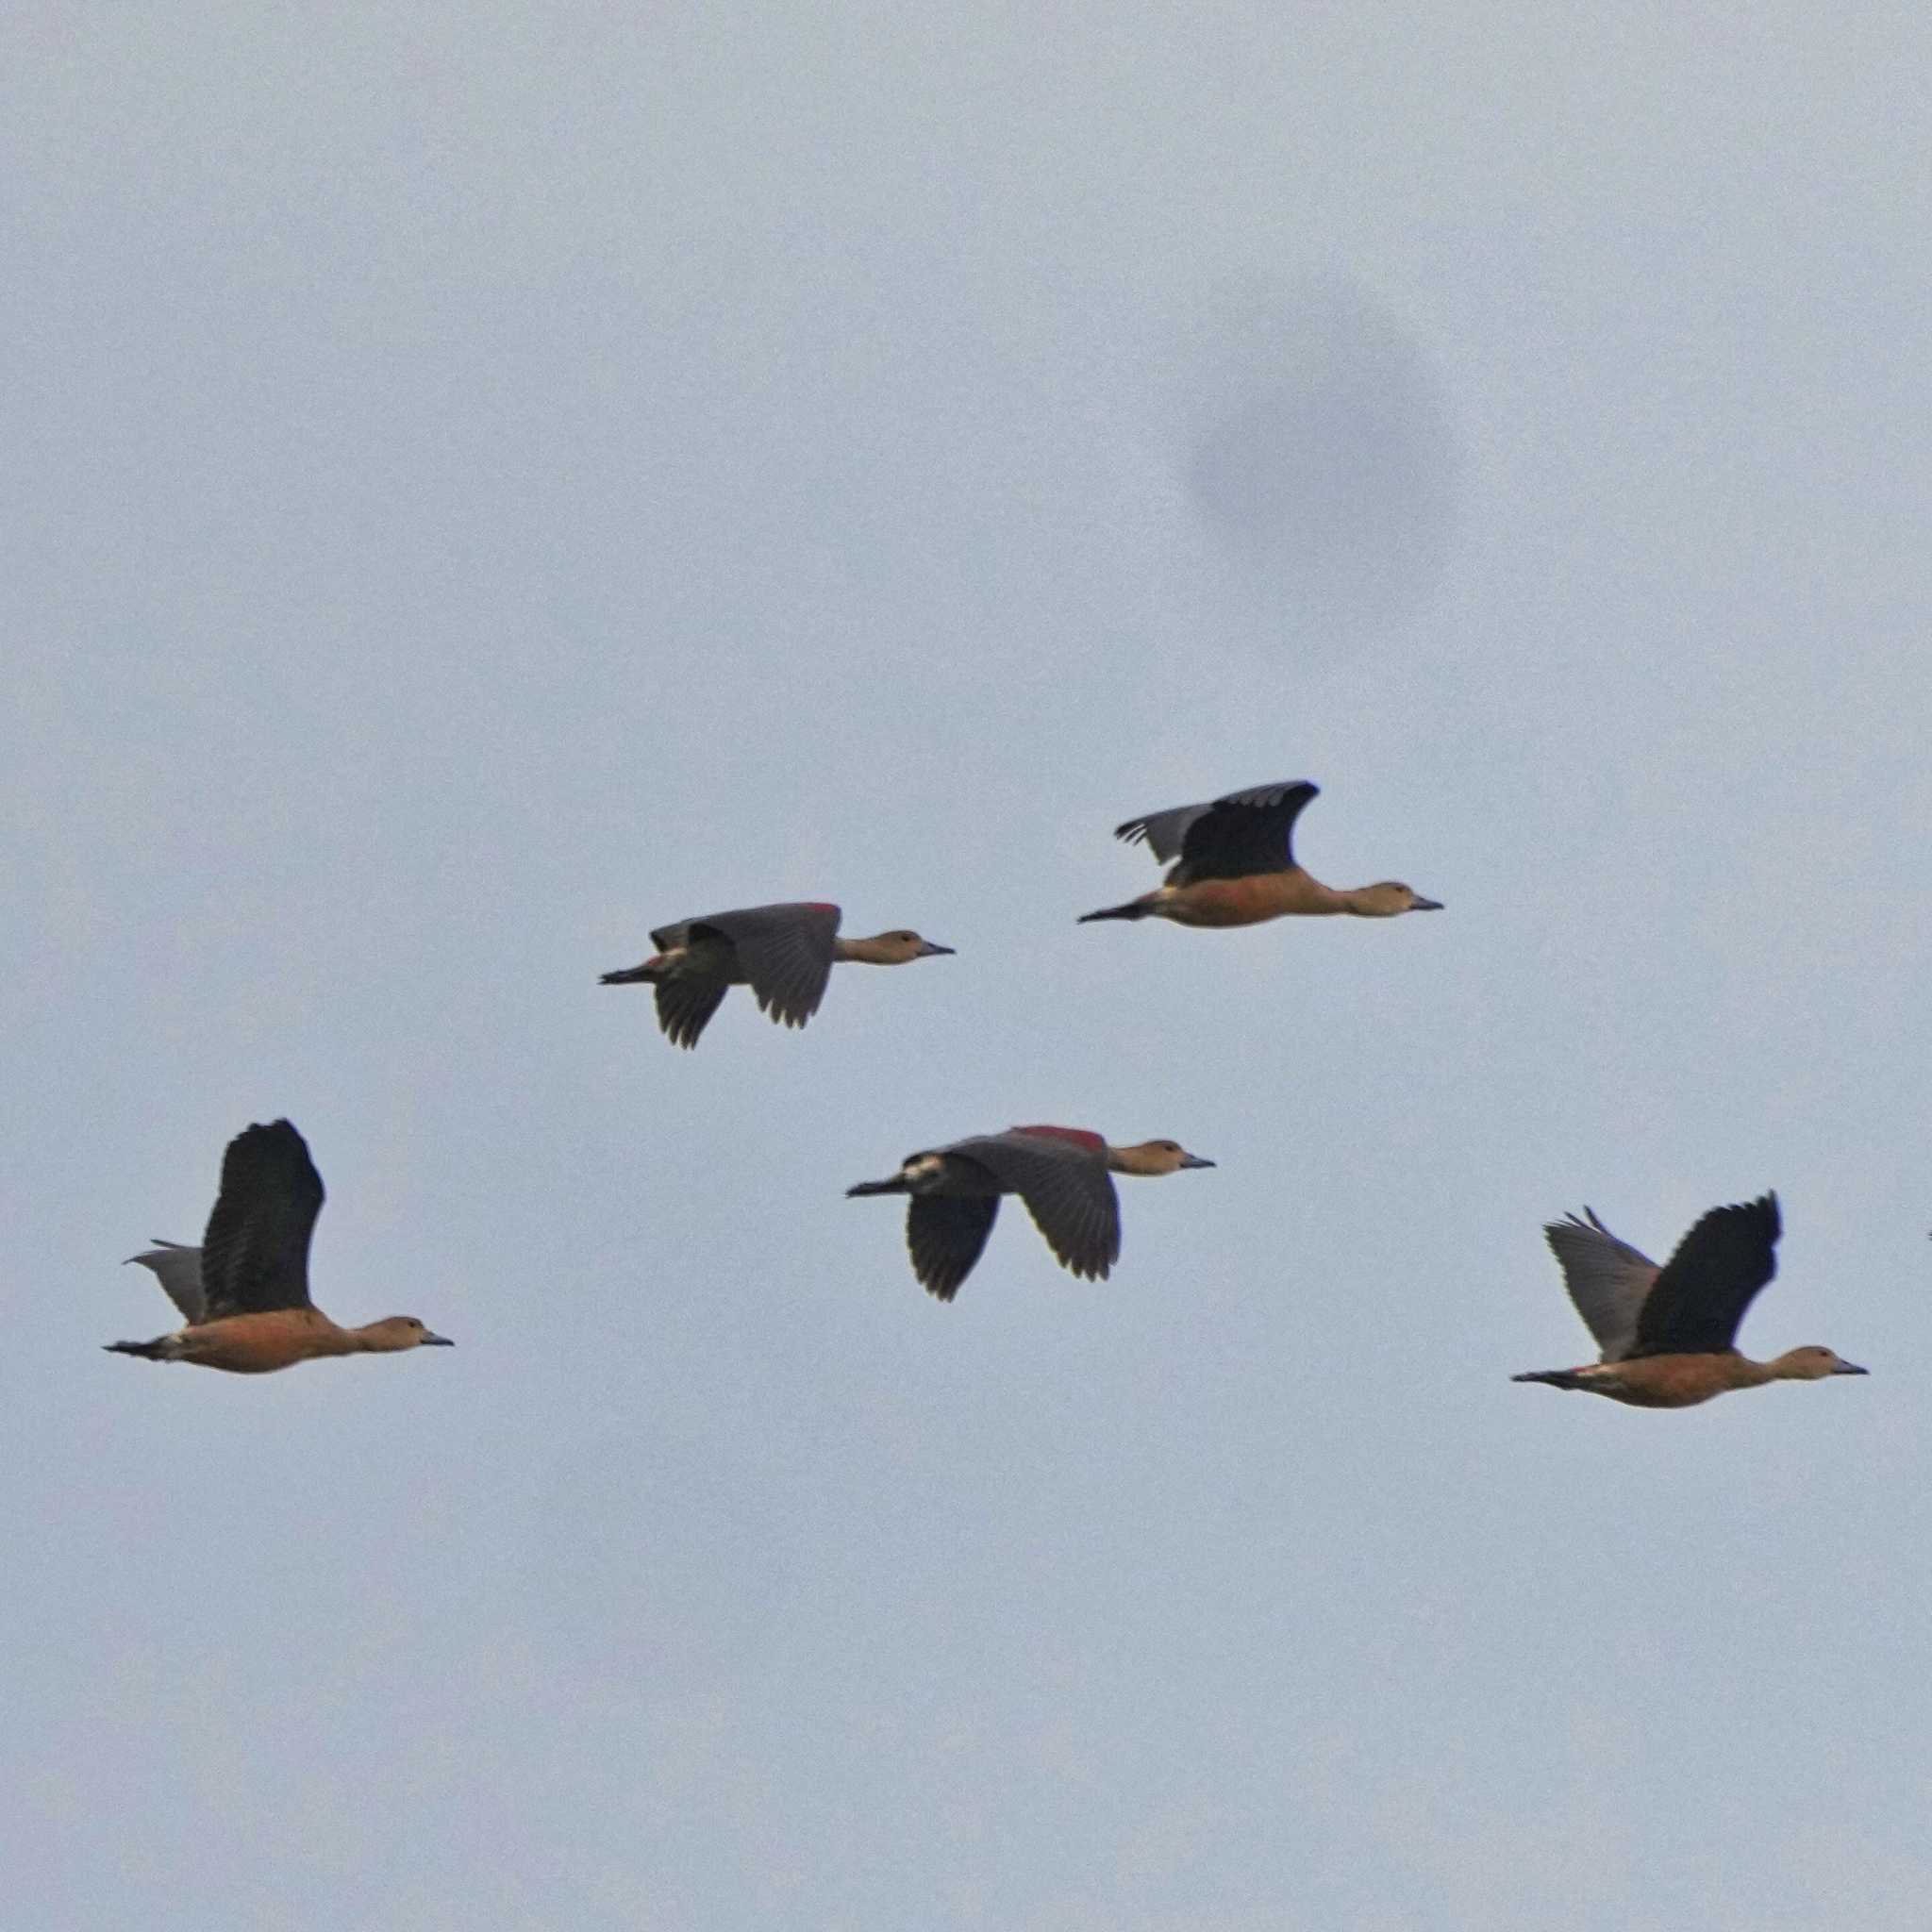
104 1335 180 1362
1510 1368 1591 1391
599 958 666 986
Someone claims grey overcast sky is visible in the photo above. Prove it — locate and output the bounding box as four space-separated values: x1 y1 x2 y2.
5 5 1929 1927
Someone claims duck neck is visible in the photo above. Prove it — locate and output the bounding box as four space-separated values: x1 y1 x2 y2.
1336 881 1393 917
342 1320 412 1355
1241 870 1344 916
300 1319 363 1357
833 934 896 964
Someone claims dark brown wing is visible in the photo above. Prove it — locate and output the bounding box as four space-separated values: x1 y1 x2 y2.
942 1132 1122 1281
688 903 841 1030
655 977 728 1049
1626 1193 1781 1358
1542 1208 1659 1362
907 1195 1001 1302
197 1121 325 1318
1115 780 1319 883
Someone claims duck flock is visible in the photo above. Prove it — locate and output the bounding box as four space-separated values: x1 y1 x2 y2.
109 775 1866 1410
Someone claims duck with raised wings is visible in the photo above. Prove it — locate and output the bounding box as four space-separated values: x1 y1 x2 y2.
1513 1191 1865 1407
110 1121 454 1374
1078 779 1441 928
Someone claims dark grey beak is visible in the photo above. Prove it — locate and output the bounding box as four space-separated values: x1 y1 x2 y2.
1409 895 1444 911
1179 1154 1216 1170
1832 1359 1868 1374
421 1332 456 1347
919 941 957 957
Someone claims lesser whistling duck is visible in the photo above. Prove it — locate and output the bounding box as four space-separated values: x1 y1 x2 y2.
847 1124 1214 1300
1513 1191 1865 1407
1078 779 1441 928
601 901 953 1049
109 1121 454 1374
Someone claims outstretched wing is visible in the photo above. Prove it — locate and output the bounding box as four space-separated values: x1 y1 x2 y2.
907 1195 1001 1302
655 977 728 1049
1542 1208 1658 1362
943 1131 1122 1282
1626 1193 1781 1358
690 903 841 1030
125 1240 208 1324
1115 780 1319 883
198 1120 325 1318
